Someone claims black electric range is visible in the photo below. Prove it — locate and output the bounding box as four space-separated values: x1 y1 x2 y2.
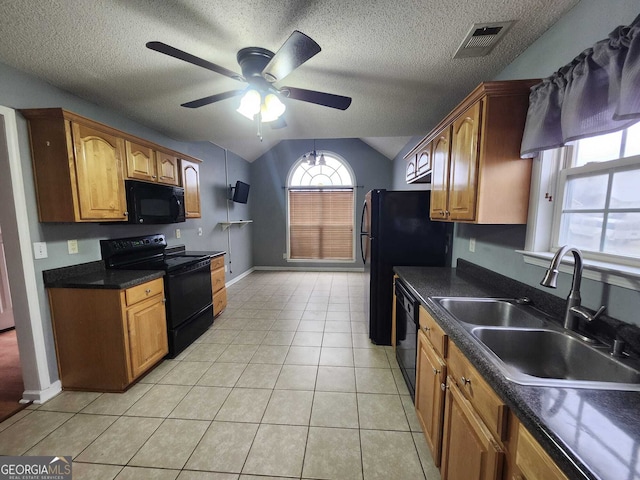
100 234 213 357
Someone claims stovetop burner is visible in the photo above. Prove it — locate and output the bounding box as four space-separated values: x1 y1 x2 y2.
100 234 208 272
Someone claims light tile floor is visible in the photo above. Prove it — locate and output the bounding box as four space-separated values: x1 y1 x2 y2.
0 271 441 480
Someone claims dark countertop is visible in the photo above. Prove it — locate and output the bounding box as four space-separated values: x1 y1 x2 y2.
182 250 225 258
43 261 164 290
395 264 640 480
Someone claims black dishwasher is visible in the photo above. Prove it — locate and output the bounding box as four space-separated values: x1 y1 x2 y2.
395 278 419 399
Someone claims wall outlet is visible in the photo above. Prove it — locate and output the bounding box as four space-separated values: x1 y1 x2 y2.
469 237 476 253
282 253 287 259
175 229 181 239
198 227 203 236
33 242 48 259
67 239 79 254
224 265 228 272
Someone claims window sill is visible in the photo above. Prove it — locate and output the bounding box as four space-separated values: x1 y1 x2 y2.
518 250 640 291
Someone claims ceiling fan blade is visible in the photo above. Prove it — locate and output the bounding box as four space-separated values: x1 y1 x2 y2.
147 41 244 82
280 87 352 110
262 31 321 83
181 90 245 108
270 116 287 129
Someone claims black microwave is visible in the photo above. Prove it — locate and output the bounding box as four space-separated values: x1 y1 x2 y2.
125 180 186 224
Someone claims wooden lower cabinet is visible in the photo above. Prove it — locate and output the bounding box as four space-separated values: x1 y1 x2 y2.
441 378 504 480
48 278 168 391
210 254 227 317
515 425 568 480
415 329 447 466
413 305 570 480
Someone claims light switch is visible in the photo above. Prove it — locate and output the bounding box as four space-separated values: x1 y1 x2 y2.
175 229 181 239
198 227 203 236
469 237 476 253
68 239 79 254
33 242 48 259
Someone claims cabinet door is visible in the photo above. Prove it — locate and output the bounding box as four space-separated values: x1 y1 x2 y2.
449 101 481 221
415 330 447 466
156 151 180 186
126 295 168 379
125 140 156 182
516 425 568 480
441 378 503 480
430 128 450 220
406 157 417 183
181 159 201 218
72 122 127 220
417 143 432 177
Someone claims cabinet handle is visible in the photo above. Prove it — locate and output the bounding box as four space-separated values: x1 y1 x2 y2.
432 367 440 375
145 288 151 295
162 298 167 303
445 210 450 216
124 211 129 216
422 326 430 333
152 175 157 179
460 376 471 386
441 383 446 391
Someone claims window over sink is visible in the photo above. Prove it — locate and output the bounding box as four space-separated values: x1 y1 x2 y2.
523 121 640 286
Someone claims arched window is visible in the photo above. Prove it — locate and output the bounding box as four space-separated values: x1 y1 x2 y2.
287 152 355 261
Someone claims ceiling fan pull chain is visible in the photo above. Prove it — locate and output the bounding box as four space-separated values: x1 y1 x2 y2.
256 113 263 142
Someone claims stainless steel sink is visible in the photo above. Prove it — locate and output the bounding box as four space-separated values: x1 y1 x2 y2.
472 328 640 389
436 298 547 328
434 297 640 391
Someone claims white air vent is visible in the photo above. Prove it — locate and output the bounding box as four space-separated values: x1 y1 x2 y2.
453 21 514 59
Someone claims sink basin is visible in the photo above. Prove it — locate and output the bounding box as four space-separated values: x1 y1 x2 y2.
436 297 548 328
472 327 640 390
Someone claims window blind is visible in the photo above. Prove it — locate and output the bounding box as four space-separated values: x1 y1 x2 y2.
289 189 354 260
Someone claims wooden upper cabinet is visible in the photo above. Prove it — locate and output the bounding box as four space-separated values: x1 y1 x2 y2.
125 140 156 182
156 151 180 186
181 159 201 218
430 128 451 219
409 80 537 224
21 108 203 223
71 122 127 221
404 139 433 184
449 102 481 222
405 154 417 183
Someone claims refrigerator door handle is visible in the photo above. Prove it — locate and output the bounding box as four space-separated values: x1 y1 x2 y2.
359 200 368 235
360 200 369 263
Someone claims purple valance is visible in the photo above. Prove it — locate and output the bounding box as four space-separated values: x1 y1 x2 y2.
520 14 640 158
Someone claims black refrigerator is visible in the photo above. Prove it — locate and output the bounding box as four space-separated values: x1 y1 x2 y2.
360 189 452 345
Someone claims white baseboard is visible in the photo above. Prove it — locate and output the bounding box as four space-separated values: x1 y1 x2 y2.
253 266 365 272
226 267 255 287
21 380 62 404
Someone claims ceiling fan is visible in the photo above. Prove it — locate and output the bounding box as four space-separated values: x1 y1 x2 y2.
146 31 352 129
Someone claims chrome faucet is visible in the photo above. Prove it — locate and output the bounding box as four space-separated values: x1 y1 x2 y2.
540 246 606 331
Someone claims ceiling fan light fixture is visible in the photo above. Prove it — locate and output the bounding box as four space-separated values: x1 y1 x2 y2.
317 153 326 166
236 89 262 120
260 93 286 122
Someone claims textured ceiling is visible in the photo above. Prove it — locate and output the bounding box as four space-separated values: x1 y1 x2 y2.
0 0 578 161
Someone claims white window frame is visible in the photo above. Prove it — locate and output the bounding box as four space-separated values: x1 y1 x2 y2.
521 141 640 289
285 152 357 263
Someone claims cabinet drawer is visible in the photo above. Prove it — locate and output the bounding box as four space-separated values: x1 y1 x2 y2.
418 307 448 358
211 267 226 294
516 425 568 480
125 278 164 307
448 342 509 441
213 288 227 317
210 255 225 271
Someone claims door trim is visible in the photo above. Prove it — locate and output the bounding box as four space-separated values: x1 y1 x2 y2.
0 105 60 403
